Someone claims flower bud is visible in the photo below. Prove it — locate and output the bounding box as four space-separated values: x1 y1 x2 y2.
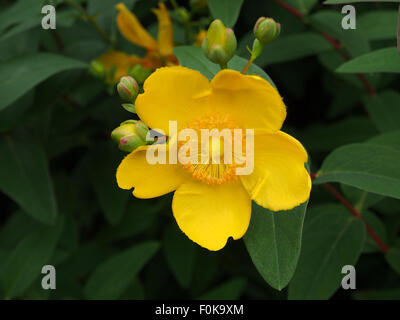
117 76 139 103
111 122 148 152
89 60 106 80
202 19 237 66
128 65 152 84
253 17 280 45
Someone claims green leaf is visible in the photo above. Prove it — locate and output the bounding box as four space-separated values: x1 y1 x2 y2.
89 142 130 225
368 130 400 149
362 211 387 253
309 11 370 57
324 0 399 3
173 46 276 87
163 224 197 289
244 201 308 290
256 32 333 66
0 0 40 34
0 53 87 111
84 242 160 299
336 47 400 74
288 207 366 300
207 0 244 27
0 133 58 225
358 10 399 41
198 278 246 300
364 90 400 133
386 248 400 274
0 216 64 299
340 184 383 212
285 0 318 14
315 143 400 199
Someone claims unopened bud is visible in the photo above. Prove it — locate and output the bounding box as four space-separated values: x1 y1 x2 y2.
111 122 147 152
89 60 106 79
202 19 237 66
117 76 139 102
253 17 280 45
128 65 152 84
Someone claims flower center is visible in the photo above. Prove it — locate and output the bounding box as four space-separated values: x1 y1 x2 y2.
177 114 245 185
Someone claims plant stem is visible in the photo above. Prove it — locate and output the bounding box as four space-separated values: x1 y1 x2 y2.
241 57 254 74
272 0 376 96
310 172 390 253
65 0 114 45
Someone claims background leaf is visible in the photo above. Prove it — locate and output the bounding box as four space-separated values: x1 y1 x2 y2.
244 201 308 290
84 242 160 299
288 205 366 299
0 133 58 225
315 143 400 199
0 53 87 111
207 0 244 27
336 48 400 74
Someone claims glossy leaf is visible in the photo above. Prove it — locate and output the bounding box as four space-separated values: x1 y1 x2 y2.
315 143 400 199
289 207 365 299
207 0 244 27
0 216 64 299
0 133 58 225
0 53 87 111
336 48 400 74
244 201 308 290
163 224 197 289
364 90 400 133
84 242 159 299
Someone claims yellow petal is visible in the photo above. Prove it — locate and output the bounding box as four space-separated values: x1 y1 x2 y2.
240 130 311 211
153 2 174 56
116 3 158 50
210 69 286 131
135 66 211 135
97 50 143 83
116 145 187 198
172 179 251 251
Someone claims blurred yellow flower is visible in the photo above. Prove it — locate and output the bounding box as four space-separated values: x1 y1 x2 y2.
97 2 178 83
116 66 311 251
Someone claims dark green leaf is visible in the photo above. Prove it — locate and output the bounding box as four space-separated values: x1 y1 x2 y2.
163 223 197 289
256 32 333 66
386 248 400 274
198 278 246 300
359 10 399 41
364 90 400 133
336 48 400 74
84 242 160 299
0 216 64 299
244 201 308 290
0 133 58 225
288 208 365 299
0 53 87 111
315 143 400 199
90 142 130 225
207 0 244 27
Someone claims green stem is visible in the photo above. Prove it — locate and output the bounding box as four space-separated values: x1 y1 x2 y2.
65 0 114 45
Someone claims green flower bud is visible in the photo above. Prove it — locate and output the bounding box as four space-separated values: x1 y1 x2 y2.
134 120 149 141
111 121 149 152
253 17 280 45
202 19 237 67
128 65 152 84
117 76 139 103
177 7 190 24
89 60 106 80
119 134 146 152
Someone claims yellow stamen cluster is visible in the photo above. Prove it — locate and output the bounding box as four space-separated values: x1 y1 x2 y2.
178 114 245 185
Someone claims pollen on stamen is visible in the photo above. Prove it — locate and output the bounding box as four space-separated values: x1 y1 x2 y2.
178 113 246 185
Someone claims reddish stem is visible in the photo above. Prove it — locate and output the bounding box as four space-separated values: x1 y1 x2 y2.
310 173 389 253
272 0 376 96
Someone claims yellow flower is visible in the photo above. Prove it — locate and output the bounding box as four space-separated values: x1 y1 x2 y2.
116 66 311 251
96 2 178 83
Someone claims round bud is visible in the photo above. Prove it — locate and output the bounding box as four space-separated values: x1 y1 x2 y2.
117 76 139 102
253 17 280 45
